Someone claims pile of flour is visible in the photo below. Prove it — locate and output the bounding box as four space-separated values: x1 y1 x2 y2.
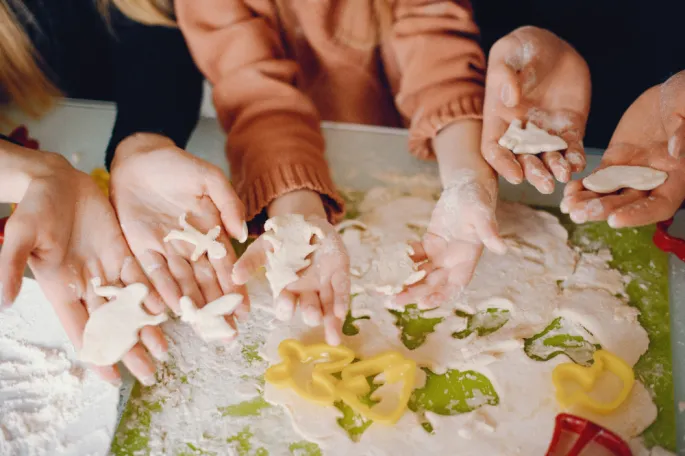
0 281 119 456
127 187 671 456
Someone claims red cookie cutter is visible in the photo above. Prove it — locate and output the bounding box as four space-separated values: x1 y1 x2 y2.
653 218 685 262
0 126 40 245
546 414 632 456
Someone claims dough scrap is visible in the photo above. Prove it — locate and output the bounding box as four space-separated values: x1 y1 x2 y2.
364 243 426 296
498 119 568 154
80 278 168 366
179 294 243 341
582 166 668 193
263 214 325 297
164 213 227 261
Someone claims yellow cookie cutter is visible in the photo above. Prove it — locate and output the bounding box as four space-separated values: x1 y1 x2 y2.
265 339 354 406
336 352 417 425
552 349 635 415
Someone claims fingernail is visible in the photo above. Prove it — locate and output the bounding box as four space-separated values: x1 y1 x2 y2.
140 374 157 387
239 221 249 243
302 309 322 327
501 84 514 107
608 214 619 229
570 211 587 224
560 199 569 214
109 377 123 388
668 135 678 158
151 346 169 363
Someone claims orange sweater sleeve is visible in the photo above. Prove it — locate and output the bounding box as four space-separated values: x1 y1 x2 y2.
387 0 486 159
174 0 344 232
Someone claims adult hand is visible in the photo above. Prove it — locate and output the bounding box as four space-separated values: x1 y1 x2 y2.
562 76 685 227
482 26 591 193
110 134 248 326
232 190 350 346
0 151 167 385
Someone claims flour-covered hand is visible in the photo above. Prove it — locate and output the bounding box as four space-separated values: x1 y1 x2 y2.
396 171 506 309
232 190 350 346
110 133 248 321
0 151 167 385
483 26 591 193
562 76 685 228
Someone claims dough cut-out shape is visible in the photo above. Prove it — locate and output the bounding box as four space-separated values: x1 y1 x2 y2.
179 294 243 342
498 119 568 154
164 213 227 261
582 166 668 194
552 349 635 414
265 339 355 406
80 278 168 366
364 243 426 296
263 214 325 297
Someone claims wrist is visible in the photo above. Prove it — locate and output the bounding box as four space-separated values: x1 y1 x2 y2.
111 133 175 169
0 142 68 203
433 119 492 188
267 189 327 220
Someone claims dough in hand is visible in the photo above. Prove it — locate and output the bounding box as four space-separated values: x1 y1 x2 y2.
582 166 668 193
80 278 168 366
498 119 568 154
164 213 227 261
180 294 243 341
263 214 325 297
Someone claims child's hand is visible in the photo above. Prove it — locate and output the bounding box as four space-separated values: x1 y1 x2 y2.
396 121 507 308
562 75 685 228
0 152 167 386
482 26 591 193
232 190 350 346
110 134 249 319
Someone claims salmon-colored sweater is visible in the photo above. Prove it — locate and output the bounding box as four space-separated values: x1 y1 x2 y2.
175 0 485 230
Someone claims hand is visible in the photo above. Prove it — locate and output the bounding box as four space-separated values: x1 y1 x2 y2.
0 152 167 385
396 121 507 308
482 26 591 193
231 190 350 345
562 77 685 227
110 134 249 325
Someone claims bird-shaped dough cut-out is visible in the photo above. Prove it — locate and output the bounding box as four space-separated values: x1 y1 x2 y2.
164 213 227 261
179 294 243 341
498 119 568 154
263 214 325 297
80 278 168 366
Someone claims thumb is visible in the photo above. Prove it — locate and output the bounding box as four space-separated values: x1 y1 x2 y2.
667 117 685 159
0 217 36 308
205 170 248 243
475 215 507 255
486 53 522 109
231 236 269 285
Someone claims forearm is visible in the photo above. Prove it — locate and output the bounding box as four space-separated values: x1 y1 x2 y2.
432 119 495 188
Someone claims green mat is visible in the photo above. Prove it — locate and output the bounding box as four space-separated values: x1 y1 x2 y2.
111 211 674 455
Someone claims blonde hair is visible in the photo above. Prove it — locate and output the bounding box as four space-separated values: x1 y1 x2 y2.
100 0 175 27
0 0 60 119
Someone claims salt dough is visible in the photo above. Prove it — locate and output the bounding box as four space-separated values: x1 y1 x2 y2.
179 294 243 342
364 243 426 296
263 214 324 297
80 278 168 366
498 119 568 154
582 166 668 193
164 213 227 261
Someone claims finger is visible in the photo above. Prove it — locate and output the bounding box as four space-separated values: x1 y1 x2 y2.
408 241 427 263
394 268 448 307
274 290 296 321
205 170 248 242
91 365 122 386
121 343 157 386
445 243 483 291
561 189 603 219
608 191 684 228
667 119 685 159
569 191 645 224
323 315 342 346
140 326 168 363
562 180 585 199
474 215 507 255
541 151 571 183
192 256 223 304
167 254 205 309
138 250 183 314
299 291 322 327
486 39 523 107
519 155 554 194
417 292 448 310
564 140 587 173
209 229 239 295
232 237 269 285
0 217 35 307
319 281 335 319
121 255 166 315
330 270 350 320
221 315 239 343
482 118 525 185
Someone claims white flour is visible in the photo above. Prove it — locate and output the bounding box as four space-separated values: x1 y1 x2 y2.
119 188 672 456
0 281 119 456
